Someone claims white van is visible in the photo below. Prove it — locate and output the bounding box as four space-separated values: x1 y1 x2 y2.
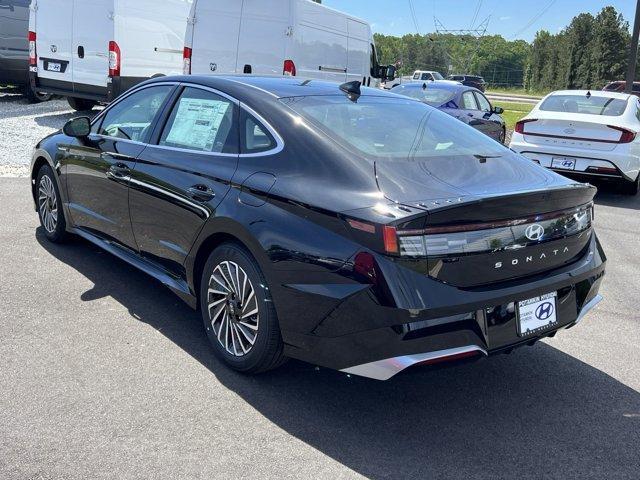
28 0 192 110
183 0 391 86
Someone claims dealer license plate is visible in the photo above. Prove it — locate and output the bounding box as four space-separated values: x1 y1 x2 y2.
517 292 558 336
551 157 576 170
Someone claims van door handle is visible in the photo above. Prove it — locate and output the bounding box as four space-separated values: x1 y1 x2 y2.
188 185 216 202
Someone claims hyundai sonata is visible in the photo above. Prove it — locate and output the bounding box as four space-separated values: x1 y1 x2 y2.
30 76 605 380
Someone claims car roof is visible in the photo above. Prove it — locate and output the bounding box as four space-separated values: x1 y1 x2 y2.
393 82 473 93
548 89 633 101
146 75 401 100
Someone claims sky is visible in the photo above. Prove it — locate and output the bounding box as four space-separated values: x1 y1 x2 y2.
321 0 636 42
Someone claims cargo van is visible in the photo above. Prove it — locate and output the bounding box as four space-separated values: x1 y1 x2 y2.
183 0 394 86
28 0 191 110
0 0 50 101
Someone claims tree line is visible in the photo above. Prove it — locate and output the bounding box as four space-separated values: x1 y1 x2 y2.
374 6 635 92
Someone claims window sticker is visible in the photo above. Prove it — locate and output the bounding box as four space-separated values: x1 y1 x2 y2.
165 98 231 151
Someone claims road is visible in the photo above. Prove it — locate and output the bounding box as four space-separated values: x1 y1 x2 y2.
0 176 639 479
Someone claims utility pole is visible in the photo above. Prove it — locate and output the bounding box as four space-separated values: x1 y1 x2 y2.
625 0 640 93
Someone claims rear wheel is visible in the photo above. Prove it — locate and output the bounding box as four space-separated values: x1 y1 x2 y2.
36 165 68 243
23 84 52 103
199 243 286 374
67 97 97 111
622 173 640 196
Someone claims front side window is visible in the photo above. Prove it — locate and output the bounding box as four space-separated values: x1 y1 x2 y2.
540 94 628 116
421 73 433 81
475 92 492 112
159 87 238 153
281 95 506 160
96 85 173 142
461 91 478 110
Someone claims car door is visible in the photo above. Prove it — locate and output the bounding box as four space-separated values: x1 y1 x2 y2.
458 90 482 129
128 85 239 276
474 91 503 140
63 84 175 249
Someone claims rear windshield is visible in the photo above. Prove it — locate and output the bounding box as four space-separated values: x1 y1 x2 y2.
539 94 628 116
392 86 456 106
280 95 505 160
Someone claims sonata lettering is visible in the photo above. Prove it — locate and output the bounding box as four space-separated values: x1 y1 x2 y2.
495 247 570 269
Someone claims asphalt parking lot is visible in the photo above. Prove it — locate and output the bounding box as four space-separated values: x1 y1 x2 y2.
1 92 639 479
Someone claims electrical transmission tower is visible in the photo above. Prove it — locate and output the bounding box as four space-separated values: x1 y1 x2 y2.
433 16 490 73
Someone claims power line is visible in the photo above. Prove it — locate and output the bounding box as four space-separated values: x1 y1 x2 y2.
408 0 421 35
470 0 483 29
509 0 557 39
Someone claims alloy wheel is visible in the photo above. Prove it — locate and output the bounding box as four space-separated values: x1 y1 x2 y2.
38 175 58 233
207 261 259 357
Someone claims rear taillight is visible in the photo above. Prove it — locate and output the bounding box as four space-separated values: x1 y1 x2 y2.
28 31 37 66
183 47 192 75
514 118 537 134
283 59 296 76
607 125 636 144
382 226 399 254
108 40 121 77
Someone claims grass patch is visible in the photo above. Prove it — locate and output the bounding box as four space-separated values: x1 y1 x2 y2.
493 101 534 130
486 86 550 97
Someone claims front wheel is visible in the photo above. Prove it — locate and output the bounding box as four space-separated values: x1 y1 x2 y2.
199 243 286 374
36 165 68 242
498 128 506 145
67 97 97 111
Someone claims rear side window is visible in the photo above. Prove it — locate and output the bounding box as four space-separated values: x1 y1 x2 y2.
159 87 238 153
540 94 628 116
461 91 478 110
241 110 277 154
95 86 173 142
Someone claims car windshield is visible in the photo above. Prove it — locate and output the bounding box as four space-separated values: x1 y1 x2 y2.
540 94 628 116
392 86 456 106
432 72 444 80
281 95 506 160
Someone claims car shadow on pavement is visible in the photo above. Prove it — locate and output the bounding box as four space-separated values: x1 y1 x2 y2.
593 180 640 211
36 229 640 479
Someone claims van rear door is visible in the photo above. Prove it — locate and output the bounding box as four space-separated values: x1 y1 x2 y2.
72 0 111 94
346 18 370 83
35 0 74 86
190 0 242 75
236 0 290 75
292 0 348 82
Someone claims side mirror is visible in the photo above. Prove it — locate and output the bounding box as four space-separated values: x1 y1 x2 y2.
492 106 504 115
384 65 397 82
63 117 91 138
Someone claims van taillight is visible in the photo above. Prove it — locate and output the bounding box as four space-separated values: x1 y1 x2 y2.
183 47 192 75
28 31 37 66
108 41 121 77
514 118 537 134
283 59 296 76
607 125 636 144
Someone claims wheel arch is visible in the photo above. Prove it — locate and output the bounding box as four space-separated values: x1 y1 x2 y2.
30 151 57 210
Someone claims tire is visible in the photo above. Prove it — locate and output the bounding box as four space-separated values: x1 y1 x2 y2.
36 165 68 243
199 243 286 374
498 128 506 145
622 173 640 196
23 84 52 103
67 97 97 111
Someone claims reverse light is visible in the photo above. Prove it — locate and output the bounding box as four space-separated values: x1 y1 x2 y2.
607 125 636 144
108 41 121 77
514 118 537 134
283 59 296 76
28 31 37 66
183 47 192 75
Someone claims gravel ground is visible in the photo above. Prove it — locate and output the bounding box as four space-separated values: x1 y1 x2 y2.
0 91 92 177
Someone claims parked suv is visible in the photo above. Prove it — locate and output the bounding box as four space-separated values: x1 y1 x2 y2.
0 0 51 102
448 75 487 92
603 81 640 98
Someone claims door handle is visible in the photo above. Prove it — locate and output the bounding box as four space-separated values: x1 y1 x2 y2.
107 162 130 179
187 185 216 202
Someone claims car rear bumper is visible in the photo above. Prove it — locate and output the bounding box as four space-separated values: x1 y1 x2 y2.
510 135 640 182
279 233 606 380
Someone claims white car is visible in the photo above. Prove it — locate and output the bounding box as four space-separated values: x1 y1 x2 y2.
510 90 640 195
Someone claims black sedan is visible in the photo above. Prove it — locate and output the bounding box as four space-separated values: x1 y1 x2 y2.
391 82 506 143
31 76 605 380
